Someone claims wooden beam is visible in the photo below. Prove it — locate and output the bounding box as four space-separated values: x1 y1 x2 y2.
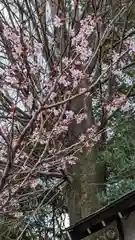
66 190 135 240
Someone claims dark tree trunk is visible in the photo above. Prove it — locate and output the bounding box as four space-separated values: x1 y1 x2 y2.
66 148 105 240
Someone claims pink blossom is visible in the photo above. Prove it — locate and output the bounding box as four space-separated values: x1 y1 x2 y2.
126 39 135 52
79 134 86 142
76 113 87 124
49 92 57 101
33 40 42 55
65 110 74 120
105 95 127 113
14 212 23 218
3 25 11 38
14 44 22 56
53 124 68 134
58 75 70 87
112 52 120 63
113 69 123 77
53 15 63 28
69 29 75 37
53 108 59 116
30 179 38 189
73 80 78 88
71 68 83 80
62 57 71 66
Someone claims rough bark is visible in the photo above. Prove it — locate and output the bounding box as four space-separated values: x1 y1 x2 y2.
66 148 105 239
65 89 106 240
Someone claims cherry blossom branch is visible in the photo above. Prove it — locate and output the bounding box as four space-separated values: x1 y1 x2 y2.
0 128 9 145
40 50 129 111
84 6 127 72
0 0 135 217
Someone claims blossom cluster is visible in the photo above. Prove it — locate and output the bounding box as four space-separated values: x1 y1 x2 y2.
0 6 135 213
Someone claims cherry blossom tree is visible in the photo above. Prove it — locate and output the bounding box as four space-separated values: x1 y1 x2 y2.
0 0 135 238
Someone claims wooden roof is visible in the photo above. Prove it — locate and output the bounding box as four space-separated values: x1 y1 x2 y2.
66 189 135 240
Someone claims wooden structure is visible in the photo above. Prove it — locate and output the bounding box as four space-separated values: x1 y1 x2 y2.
66 189 135 240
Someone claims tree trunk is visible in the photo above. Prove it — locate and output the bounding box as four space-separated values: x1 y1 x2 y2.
66 147 105 240
65 66 106 238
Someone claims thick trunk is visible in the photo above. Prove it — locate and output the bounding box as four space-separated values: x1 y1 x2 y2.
66 68 106 238
67 147 105 239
